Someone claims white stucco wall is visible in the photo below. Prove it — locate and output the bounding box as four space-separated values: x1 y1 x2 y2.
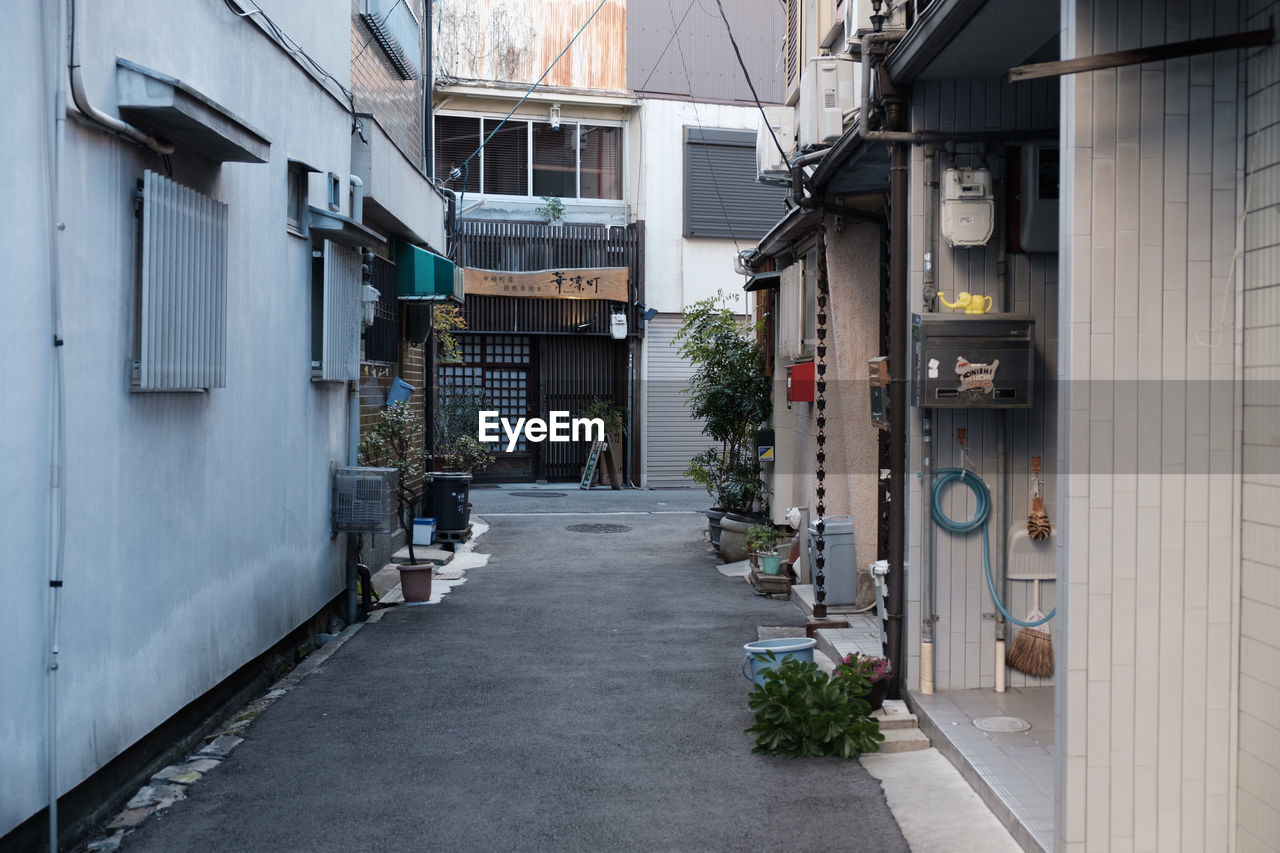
632 97 762 315
2 1 444 837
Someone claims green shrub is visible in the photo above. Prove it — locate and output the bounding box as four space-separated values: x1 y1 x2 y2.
744 653 884 758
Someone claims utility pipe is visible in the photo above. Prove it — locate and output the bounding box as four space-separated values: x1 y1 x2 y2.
349 174 364 222
68 0 172 154
920 412 935 694
995 179 1012 691
44 3 70 848
858 33 1054 146
885 99 909 697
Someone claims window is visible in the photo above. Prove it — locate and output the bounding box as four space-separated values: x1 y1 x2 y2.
434 113 622 200
684 128 788 239
286 161 308 232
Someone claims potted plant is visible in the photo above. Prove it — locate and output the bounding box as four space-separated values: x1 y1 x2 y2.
675 293 771 562
358 400 434 601
686 448 728 549
835 652 894 711
535 195 565 225
581 397 628 486
745 524 783 575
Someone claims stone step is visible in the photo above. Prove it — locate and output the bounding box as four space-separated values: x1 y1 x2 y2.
873 710 920 731
877 727 932 753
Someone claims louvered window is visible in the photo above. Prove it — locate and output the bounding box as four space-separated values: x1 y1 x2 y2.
133 171 228 391
312 240 363 382
683 128 789 240
785 0 800 97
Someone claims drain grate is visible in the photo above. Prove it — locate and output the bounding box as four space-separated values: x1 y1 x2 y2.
973 716 1031 732
565 523 632 534
510 491 567 498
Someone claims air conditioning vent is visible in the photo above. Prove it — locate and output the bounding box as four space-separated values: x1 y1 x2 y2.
798 56 857 149
331 466 398 533
756 106 796 185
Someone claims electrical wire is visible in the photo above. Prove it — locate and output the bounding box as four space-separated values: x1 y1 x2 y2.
665 0 738 250
635 0 699 93
222 0 357 113
450 0 609 179
711 0 790 166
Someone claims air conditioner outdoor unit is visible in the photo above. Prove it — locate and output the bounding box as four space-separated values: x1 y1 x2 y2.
756 106 796 185
331 466 398 533
798 56 856 149
846 0 906 50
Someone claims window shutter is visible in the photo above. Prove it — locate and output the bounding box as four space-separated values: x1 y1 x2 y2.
683 128 789 240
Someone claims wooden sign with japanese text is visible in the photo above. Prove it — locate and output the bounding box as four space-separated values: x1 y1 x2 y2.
465 267 629 301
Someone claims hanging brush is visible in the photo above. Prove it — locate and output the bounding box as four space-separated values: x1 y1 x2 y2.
1027 456 1050 541
1005 577 1054 678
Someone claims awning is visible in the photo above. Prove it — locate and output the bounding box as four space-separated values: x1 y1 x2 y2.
116 59 270 163
744 271 782 292
307 206 385 247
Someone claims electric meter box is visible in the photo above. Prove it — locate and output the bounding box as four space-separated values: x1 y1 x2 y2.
912 314 1035 408
940 168 995 247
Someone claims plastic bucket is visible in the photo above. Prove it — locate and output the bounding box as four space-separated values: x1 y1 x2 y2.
742 637 817 686
413 517 436 546
386 377 414 406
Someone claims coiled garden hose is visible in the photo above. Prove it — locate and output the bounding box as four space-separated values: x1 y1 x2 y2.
930 468 1055 628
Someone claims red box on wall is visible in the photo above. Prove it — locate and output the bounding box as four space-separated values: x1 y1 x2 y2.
786 360 815 402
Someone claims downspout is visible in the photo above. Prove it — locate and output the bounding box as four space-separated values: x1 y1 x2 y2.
68 0 172 155
347 175 366 625
44 3 70 848
886 119 909 696
920 144 937 694
995 170 1011 692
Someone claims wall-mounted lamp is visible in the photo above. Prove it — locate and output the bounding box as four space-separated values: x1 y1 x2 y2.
573 321 591 332
550 103 562 131
641 307 658 322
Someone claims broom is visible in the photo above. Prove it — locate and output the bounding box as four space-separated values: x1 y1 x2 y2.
1005 578 1054 677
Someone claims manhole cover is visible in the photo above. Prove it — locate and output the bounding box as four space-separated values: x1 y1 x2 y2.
510 491 567 498
565 523 632 534
973 716 1031 732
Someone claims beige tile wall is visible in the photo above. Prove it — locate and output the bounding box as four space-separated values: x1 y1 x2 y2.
1059 0 1247 849
1239 1 1280 850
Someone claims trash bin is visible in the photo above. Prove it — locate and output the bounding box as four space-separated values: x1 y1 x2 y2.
807 516 858 606
427 472 471 532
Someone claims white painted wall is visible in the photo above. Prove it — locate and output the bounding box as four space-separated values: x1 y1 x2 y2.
2 0 444 837
632 97 760 316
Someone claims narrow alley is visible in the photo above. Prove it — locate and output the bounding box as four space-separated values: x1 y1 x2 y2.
112 490 911 852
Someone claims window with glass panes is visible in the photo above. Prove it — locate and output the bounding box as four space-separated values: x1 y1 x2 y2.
434 114 622 200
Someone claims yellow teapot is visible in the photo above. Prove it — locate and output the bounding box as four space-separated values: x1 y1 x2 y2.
938 291 993 314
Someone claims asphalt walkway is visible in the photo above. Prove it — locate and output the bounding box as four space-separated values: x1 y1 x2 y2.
115 486 912 852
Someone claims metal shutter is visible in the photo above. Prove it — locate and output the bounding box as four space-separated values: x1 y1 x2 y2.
683 128 789 240
643 314 718 488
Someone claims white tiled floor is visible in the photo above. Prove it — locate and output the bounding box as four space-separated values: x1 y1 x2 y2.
909 687 1056 853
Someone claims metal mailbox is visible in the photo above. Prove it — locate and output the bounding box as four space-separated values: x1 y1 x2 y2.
912 313 1035 408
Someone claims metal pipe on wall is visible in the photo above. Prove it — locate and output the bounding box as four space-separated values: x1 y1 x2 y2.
920 413 934 694
886 122 909 696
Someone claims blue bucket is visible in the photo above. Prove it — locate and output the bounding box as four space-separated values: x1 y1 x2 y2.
742 637 817 686
386 377 414 406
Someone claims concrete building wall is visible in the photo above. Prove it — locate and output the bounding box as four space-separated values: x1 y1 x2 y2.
1058 0 1245 849
1239 3 1280 849
1 0 431 837
351 0 428 168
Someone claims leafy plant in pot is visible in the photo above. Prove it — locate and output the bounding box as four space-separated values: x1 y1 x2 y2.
745 524 783 575
835 652 894 711
359 400 435 601
675 293 771 561
581 397 628 485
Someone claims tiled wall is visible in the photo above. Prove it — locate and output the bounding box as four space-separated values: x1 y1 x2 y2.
904 77 1061 694
1240 1 1280 849
1059 0 1245 849
351 0 426 168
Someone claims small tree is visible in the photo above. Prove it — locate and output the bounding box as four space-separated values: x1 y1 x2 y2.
359 401 432 563
675 292 771 514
